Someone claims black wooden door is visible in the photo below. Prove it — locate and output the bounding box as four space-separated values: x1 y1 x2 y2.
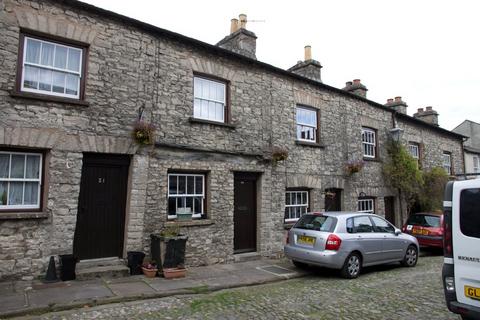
73 153 130 260
325 188 342 211
234 173 257 253
384 196 395 225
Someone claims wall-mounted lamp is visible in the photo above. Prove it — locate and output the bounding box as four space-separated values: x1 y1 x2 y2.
389 127 404 142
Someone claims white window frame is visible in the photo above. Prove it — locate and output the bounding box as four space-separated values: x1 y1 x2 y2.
362 128 376 158
285 190 309 222
296 106 318 143
0 151 43 210
473 155 480 173
193 76 227 123
408 143 420 166
21 36 83 99
358 198 375 214
443 152 452 175
167 173 205 220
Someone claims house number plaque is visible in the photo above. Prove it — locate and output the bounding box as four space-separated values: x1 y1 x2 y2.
98 177 106 184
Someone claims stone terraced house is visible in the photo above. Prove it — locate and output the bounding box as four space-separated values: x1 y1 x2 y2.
0 0 465 280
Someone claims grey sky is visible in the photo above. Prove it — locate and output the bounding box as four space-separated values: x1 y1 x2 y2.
81 0 480 130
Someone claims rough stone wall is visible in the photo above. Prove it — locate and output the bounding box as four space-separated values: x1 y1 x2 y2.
0 0 465 280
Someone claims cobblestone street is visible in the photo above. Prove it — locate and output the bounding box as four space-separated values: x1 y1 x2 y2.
21 252 458 320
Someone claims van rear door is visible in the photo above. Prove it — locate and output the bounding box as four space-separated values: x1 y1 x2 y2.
453 180 480 308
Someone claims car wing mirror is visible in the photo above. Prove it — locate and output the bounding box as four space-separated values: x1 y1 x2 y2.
394 229 402 236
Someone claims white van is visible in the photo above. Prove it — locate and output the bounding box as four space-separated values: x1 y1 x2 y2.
442 180 480 320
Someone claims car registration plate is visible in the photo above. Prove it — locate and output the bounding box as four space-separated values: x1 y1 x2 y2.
465 285 480 301
412 228 429 235
297 235 316 246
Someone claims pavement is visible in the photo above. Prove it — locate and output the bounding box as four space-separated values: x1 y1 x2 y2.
0 258 307 319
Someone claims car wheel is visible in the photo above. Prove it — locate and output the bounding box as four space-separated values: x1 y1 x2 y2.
401 245 418 267
292 260 308 269
340 252 361 279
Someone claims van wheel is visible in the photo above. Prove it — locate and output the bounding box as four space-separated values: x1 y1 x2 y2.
292 260 308 269
340 252 361 279
401 245 418 267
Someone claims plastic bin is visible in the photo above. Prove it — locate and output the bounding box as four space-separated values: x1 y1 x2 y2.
59 254 77 281
127 251 145 275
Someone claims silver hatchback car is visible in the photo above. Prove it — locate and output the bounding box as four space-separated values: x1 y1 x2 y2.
284 212 419 278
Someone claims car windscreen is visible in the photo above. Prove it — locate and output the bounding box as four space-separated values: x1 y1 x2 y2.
294 215 337 232
406 214 441 228
460 188 480 238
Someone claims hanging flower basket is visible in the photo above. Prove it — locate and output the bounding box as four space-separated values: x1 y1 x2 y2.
132 120 155 145
345 160 365 176
271 146 289 164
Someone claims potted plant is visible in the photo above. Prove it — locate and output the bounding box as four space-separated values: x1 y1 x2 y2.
150 226 188 279
141 260 158 278
132 120 155 145
345 160 365 176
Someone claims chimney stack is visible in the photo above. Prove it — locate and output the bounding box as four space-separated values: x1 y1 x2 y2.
343 79 368 98
288 45 322 82
414 106 439 126
217 14 257 59
385 96 408 114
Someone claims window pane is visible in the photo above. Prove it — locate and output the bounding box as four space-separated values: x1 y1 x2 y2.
11 155 25 178
296 192 302 205
460 188 480 238
169 175 178 195
185 197 193 213
26 38 41 64
194 77 200 98
285 193 290 205
67 48 81 72
65 74 79 96
38 69 52 91
201 79 209 99
216 83 225 102
40 42 54 66
0 182 7 205
25 155 40 179
194 197 202 214
187 176 195 194
201 99 209 118
177 197 186 212
0 154 9 178
54 45 68 69
24 65 39 89
193 98 201 118
24 182 39 205
168 197 176 215
208 101 216 120
195 176 203 195
178 176 186 195
215 102 224 121
8 182 23 205
52 71 65 93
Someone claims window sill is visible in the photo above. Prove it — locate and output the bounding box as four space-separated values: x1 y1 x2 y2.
295 140 325 148
0 211 49 220
189 117 236 129
10 91 89 107
165 219 214 227
363 157 382 163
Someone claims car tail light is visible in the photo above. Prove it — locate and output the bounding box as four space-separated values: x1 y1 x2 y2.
325 234 342 251
286 231 290 245
443 211 453 258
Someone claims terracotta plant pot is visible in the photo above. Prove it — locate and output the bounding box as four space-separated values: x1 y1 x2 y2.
163 267 186 279
141 267 158 278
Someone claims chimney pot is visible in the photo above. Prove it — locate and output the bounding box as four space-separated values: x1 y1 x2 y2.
395 96 402 102
304 45 312 61
353 79 361 85
239 14 247 29
346 81 353 86
230 18 239 34
417 108 423 113
387 98 394 103
426 106 433 111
